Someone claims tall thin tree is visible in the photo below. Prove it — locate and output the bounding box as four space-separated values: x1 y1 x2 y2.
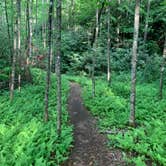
129 0 140 127
56 0 62 136
44 0 54 122
4 0 13 63
92 3 99 97
16 0 21 91
25 0 32 83
159 35 166 99
26 0 31 64
10 0 17 101
107 0 111 84
144 0 151 44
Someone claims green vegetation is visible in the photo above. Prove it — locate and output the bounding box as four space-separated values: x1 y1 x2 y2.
0 69 73 166
68 75 166 165
0 0 166 165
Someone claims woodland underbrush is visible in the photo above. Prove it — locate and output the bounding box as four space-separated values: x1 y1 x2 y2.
0 69 73 166
67 74 166 166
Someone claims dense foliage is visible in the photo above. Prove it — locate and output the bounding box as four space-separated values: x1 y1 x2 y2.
0 0 166 165
0 69 73 165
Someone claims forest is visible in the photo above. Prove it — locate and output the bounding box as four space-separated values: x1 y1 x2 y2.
0 0 166 165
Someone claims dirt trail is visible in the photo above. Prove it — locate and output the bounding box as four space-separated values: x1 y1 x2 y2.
64 83 125 166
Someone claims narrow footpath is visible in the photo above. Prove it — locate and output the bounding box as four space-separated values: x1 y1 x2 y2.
64 83 125 166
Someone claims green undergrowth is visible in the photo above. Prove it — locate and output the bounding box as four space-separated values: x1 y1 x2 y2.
67 75 166 166
0 69 73 166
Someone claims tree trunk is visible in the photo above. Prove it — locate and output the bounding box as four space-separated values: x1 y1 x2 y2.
56 0 62 137
91 2 104 47
16 0 21 91
92 4 99 98
10 1 17 101
129 0 140 127
25 0 32 83
42 0 47 49
116 0 121 47
107 0 111 84
44 0 54 122
4 0 13 64
144 0 151 44
27 0 31 64
36 0 38 26
30 0 33 57
159 36 166 99
68 0 75 30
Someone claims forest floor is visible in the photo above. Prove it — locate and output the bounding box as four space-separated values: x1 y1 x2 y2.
64 83 125 166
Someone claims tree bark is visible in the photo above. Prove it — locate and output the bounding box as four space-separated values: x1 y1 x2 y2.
92 4 99 98
42 0 47 49
91 2 105 47
107 0 111 84
159 36 166 99
129 0 140 127
16 0 21 91
36 0 38 25
44 0 54 122
4 0 13 64
68 0 75 30
116 0 121 47
25 0 32 83
144 0 151 44
56 0 62 137
26 0 31 64
10 0 17 101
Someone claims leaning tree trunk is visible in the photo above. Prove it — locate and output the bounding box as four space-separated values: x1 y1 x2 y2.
44 0 54 122
129 0 140 127
107 0 111 84
159 36 166 99
56 0 62 137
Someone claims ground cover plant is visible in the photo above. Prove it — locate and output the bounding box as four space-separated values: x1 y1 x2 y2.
0 69 73 166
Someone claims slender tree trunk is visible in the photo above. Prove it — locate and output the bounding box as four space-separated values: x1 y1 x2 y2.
92 5 99 98
68 0 75 30
107 0 111 84
44 0 54 122
42 0 47 49
16 0 21 91
27 0 30 64
30 0 33 57
36 0 38 25
56 0 62 136
10 1 17 101
91 2 104 47
4 0 13 64
25 0 32 83
116 0 121 47
159 36 166 99
144 0 151 43
129 0 140 127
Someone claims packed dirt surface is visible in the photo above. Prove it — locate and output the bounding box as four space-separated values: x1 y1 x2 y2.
64 83 125 166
